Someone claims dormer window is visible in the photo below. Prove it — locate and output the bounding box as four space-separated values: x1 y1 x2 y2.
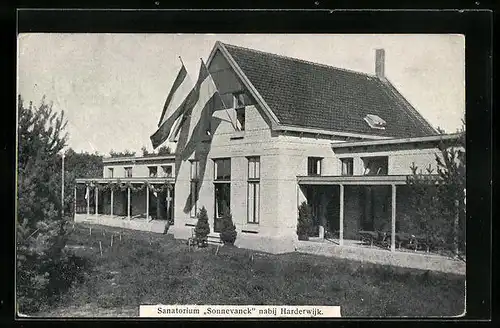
364 114 386 130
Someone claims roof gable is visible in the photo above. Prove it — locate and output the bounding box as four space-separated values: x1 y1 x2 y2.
218 42 437 138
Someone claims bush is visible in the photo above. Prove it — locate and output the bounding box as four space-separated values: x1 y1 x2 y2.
219 206 237 245
297 202 313 241
194 207 210 244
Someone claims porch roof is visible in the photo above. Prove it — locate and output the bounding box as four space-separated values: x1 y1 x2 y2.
75 177 175 184
297 175 409 185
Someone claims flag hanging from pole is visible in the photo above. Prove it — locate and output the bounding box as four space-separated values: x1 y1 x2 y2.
158 58 224 153
150 59 194 149
175 59 224 157
175 60 226 216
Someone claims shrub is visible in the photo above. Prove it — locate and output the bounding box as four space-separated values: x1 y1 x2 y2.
297 202 313 241
219 206 237 245
194 206 210 244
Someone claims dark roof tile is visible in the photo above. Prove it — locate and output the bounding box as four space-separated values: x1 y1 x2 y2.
222 43 437 138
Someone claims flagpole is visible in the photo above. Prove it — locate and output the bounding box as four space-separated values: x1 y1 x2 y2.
61 151 65 218
200 58 237 131
179 56 185 67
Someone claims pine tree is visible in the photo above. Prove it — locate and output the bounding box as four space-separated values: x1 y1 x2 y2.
406 123 465 254
219 205 237 245
17 95 71 313
194 206 210 245
297 201 313 241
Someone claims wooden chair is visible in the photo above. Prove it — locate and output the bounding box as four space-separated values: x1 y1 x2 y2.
187 228 208 248
359 231 378 247
187 228 197 247
375 231 390 249
395 232 412 249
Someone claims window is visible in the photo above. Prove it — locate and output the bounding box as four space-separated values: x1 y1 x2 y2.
341 158 354 176
234 93 245 131
247 157 260 223
162 165 173 178
190 181 198 218
214 158 231 181
307 157 322 176
364 114 386 130
189 160 199 218
362 156 388 175
124 167 133 178
248 157 260 180
108 168 114 178
190 160 199 180
214 158 231 232
148 166 158 178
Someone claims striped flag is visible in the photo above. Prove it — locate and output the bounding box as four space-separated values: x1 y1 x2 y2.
174 60 225 215
150 59 194 149
168 116 184 142
175 59 224 159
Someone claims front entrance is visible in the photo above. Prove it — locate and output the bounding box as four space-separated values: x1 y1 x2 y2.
214 183 230 233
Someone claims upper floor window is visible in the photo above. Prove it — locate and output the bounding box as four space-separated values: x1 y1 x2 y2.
148 166 158 178
190 160 199 181
307 157 322 176
214 158 231 181
162 165 173 178
124 167 133 178
362 156 388 175
248 156 260 180
108 168 114 178
234 93 245 131
341 158 354 176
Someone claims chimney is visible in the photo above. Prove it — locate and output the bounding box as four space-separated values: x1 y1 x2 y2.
375 49 385 79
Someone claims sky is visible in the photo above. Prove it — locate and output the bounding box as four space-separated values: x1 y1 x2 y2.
17 34 465 155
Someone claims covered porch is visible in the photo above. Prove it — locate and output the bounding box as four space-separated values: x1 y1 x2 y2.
297 175 420 253
74 178 175 232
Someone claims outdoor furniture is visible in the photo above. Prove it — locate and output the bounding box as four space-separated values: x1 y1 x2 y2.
359 230 378 246
186 228 208 248
359 230 389 248
409 234 432 252
187 228 197 247
395 232 412 249
375 231 390 249
324 229 339 240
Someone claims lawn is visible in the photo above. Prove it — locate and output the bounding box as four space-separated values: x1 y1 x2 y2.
36 223 465 318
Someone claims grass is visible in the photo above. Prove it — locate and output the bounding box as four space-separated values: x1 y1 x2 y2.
37 223 465 317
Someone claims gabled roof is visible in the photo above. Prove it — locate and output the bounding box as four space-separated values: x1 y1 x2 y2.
214 42 438 139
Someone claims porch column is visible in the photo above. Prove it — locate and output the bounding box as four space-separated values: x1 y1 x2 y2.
339 184 344 246
95 185 98 218
146 186 150 220
86 185 90 217
110 189 114 216
127 187 131 219
73 186 76 217
166 188 173 221
156 189 161 220
391 184 397 252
